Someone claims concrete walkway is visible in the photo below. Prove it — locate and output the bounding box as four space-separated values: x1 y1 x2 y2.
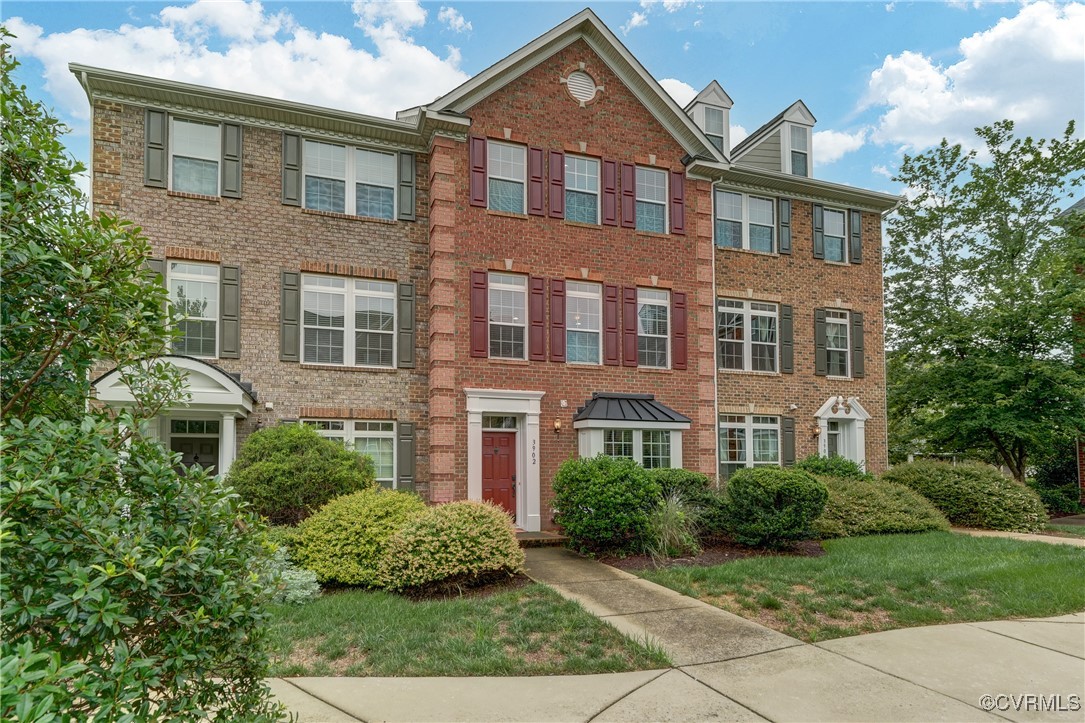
953 527 1085 547
271 547 1085 722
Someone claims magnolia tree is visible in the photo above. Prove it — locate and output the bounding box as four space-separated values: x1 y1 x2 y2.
0 38 282 720
886 120 1085 480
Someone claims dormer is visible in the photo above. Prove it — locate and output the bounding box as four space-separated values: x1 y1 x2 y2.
684 81 734 159
732 100 817 178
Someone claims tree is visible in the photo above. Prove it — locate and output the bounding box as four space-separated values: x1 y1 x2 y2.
886 120 1085 481
0 37 282 720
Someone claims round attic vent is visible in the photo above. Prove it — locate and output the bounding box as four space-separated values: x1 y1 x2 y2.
566 70 597 103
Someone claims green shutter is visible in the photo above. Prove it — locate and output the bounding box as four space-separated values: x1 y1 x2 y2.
397 282 416 368
780 304 794 374
144 109 168 188
814 308 828 376
398 152 416 221
221 123 243 199
782 417 796 466
282 133 302 206
397 422 416 492
778 198 792 255
812 204 825 260
851 311 865 378
849 209 862 264
280 271 300 362
220 264 240 359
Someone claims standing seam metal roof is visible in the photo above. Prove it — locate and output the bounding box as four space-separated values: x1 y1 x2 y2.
573 392 691 424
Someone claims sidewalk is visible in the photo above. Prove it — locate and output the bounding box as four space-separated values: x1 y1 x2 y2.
271 547 1085 722
953 527 1085 547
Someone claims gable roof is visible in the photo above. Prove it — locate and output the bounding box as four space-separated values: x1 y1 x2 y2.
732 99 816 159
684 80 733 111
420 8 725 167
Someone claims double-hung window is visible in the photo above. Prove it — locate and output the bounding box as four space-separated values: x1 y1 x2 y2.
719 415 780 480
714 190 775 253
169 261 219 357
488 141 526 214
303 140 396 219
566 281 601 364
789 125 809 177
301 275 395 367
565 156 599 224
602 429 672 469
603 429 634 458
717 299 778 372
825 310 850 377
171 118 220 196
823 208 847 263
704 106 726 153
635 167 667 233
306 420 396 486
637 288 669 368
488 273 527 359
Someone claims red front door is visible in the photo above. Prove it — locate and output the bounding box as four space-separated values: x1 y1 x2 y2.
482 432 516 517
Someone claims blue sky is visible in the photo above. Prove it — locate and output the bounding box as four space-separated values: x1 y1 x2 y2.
5 1 1083 195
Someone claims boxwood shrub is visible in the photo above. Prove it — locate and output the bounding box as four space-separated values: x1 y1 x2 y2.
813 476 950 539
881 460 1047 533
794 454 874 481
723 468 828 548
553 456 661 553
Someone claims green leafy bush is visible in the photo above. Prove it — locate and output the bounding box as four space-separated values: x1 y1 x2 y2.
722 468 828 548
293 489 426 586
553 456 662 553
795 454 874 481
646 468 716 503
1027 481 1083 516
265 547 322 604
646 493 702 562
881 460 1047 533
813 476 950 538
377 501 525 591
226 423 376 525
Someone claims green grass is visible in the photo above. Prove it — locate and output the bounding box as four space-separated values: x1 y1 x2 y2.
267 582 670 676
1045 523 1085 538
638 532 1085 643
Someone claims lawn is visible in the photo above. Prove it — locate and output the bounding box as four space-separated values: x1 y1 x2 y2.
638 532 1085 643
267 582 669 676
1045 523 1085 538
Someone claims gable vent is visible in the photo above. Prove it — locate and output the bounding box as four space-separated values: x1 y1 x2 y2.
566 70 597 103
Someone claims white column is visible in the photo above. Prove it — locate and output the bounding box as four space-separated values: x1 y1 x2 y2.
671 430 684 468
854 419 867 471
467 410 483 502
524 410 541 532
219 413 237 477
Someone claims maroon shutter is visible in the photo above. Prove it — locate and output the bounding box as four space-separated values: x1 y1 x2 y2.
550 279 566 362
620 162 636 229
527 147 545 216
529 276 546 360
622 286 638 366
470 270 488 357
670 171 686 235
602 159 618 226
548 150 565 219
672 291 688 370
603 284 620 365
469 136 487 207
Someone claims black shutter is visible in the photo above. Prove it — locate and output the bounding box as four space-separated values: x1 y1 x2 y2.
144 257 166 281
220 264 241 359
398 152 416 221
812 204 825 260
282 133 302 206
780 304 794 374
778 198 792 255
782 417 796 466
851 311 865 378
221 123 242 199
814 308 828 376
397 282 416 368
397 422 416 492
280 271 300 362
144 109 168 188
849 209 863 264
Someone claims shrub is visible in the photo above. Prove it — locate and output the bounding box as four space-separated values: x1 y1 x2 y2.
265 524 300 552
226 424 376 525
722 468 828 548
813 476 950 538
646 468 716 502
794 454 874 481
377 501 525 591
293 489 426 586
1027 480 1083 516
265 547 322 604
646 493 702 562
552 456 661 553
881 460 1047 533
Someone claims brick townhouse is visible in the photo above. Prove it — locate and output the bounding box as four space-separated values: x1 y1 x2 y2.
80 9 899 531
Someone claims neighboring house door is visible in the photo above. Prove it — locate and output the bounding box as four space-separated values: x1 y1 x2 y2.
482 431 516 517
171 437 220 474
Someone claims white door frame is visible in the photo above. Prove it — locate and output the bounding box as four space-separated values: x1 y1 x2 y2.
814 396 871 470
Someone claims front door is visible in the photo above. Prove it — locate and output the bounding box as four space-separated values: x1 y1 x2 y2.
171 437 219 474
482 431 516 517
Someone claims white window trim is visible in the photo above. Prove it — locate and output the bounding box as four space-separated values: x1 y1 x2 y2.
717 299 779 373
825 309 851 378
564 154 601 225
487 140 527 214
782 122 811 177
488 272 528 360
168 261 220 359
635 166 669 234
168 117 221 196
302 139 397 219
718 415 782 475
566 281 602 365
703 106 726 154
588 428 682 469
637 288 670 369
300 274 397 368
304 419 397 486
714 189 776 253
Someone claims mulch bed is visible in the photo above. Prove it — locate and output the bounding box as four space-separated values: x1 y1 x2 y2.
599 538 825 571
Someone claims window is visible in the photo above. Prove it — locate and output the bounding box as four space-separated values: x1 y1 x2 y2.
642 430 671 469
301 275 396 367
637 288 669 368
171 118 219 196
303 140 396 219
717 299 778 372
714 190 774 253
826 420 842 458
789 125 809 177
565 156 599 224
169 262 219 357
488 273 527 359
482 415 518 429
704 106 725 153
823 208 847 262
306 420 396 485
719 415 780 480
488 141 526 214
826 310 850 377
635 167 667 233
170 419 220 435
566 281 601 364
604 429 634 458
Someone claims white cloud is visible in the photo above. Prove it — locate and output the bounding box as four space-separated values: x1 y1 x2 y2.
862 1 1085 151
437 6 472 33
814 128 869 165
661 0 695 12
872 164 893 179
683 41 691 52
621 11 649 35
885 3 896 12
7 0 468 123
623 0 695 34
730 125 749 147
659 78 696 106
